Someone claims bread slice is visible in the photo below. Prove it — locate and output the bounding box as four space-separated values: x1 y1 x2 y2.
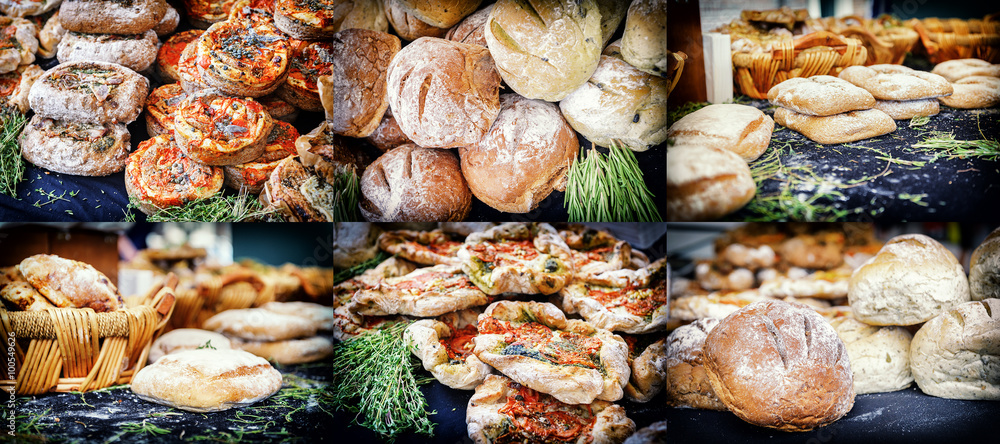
29 60 149 124
57 30 159 72
19 115 131 176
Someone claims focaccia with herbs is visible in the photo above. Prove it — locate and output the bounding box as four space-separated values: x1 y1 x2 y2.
404 309 492 390
458 223 574 296
351 264 492 317
558 258 667 334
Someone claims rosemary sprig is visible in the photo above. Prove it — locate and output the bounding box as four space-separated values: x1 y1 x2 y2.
120 420 170 437
0 107 27 197
334 250 390 284
333 167 360 221
564 141 662 222
125 190 279 222
909 115 931 128
331 322 436 441
911 131 1000 161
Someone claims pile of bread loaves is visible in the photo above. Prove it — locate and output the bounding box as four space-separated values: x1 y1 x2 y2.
330 0 667 221
667 225 1000 432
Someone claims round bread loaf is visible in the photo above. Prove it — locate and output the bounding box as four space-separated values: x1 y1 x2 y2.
29 60 149 124
223 121 299 194
130 349 282 412
838 64 953 100
386 37 500 148
970 226 1000 301
19 116 131 176
61 0 167 34
910 299 1000 400
360 144 472 222
848 234 970 326
333 0 389 33
334 222 382 269
395 0 482 29
444 4 493 47
202 308 319 341
621 0 666 77
365 109 411 152
328 29 400 137
703 300 855 432
484 0 603 102
871 98 939 120
232 336 334 365
559 48 667 152
666 144 755 221
666 104 773 162
459 94 578 213
938 76 1000 109
773 107 896 145
930 58 1000 82
57 30 159 77
148 328 233 364
829 316 913 394
173 89 273 166
260 301 333 330
196 19 290 97
665 318 727 410
767 75 876 116
384 0 449 41
144 83 187 137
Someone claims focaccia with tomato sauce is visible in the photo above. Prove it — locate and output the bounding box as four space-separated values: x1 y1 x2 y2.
558 258 667 334
196 18 290 97
276 39 332 112
0 64 43 114
467 375 634 444
404 309 492 390
473 301 630 404
378 229 465 266
183 0 240 29
125 133 225 215
333 256 419 307
174 88 273 165
222 120 298 193
144 83 187 137
156 29 204 83
458 223 574 296
351 264 492 317
0 17 38 74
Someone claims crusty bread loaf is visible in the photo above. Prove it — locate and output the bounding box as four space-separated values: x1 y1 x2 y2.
148 328 233 363
459 94 578 213
485 0 603 102
774 107 896 145
360 144 472 222
29 61 149 124
394 0 482 29
930 58 1000 82
232 336 334 364
384 0 449 41
19 116 131 176
910 299 1000 400
621 0 666 77
838 64 953 100
386 37 500 148
665 318 727 410
829 316 913 394
19 254 124 312
872 98 939 120
444 4 493 47
0 281 55 311
938 76 1000 109
970 226 1000 301
767 75 876 116
703 300 855 432
365 110 411 152
333 0 389 33
202 308 319 341
666 144 755 221
130 349 282 412
848 234 970 326
666 104 773 161
57 30 159 73
60 0 168 35
328 29 400 138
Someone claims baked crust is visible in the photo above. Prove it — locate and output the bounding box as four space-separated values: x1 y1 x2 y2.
378 229 464 266
384 0 449 41
258 93 300 123
332 304 406 341
37 10 65 58
277 40 331 113
666 144 756 221
0 17 38 74
19 115 131 176
125 134 225 215
910 299 1000 400
148 328 233 363
327 28 400 137
404 309 492 390
259 301 332 330
182 0 240 29
970 226 1000 301
558 258 667 334
61 0 168 35
144 83 187 137
364 110 410 151
0 281 55 311
156 29 204 84
174 89 274 166
260 156 332 221
938 76 1000 109
57 30 158 72
177 38 209 93
767 75 875 116
0 64 43 114
223 120 298 193
233 336 334 364
931 58 1000 82
838 64 954 100
351 264 492 317
665 104 773 161
19 254 124 312
558 226 632 279
273 0 339 39
872 98 940 120
774 107 896 145
202 308 319 341
466 374 634 444
359 144 472 222
154 4 180 36
473 300 630 404
665 318 727 410
621 0 666 76
29 60 149 124
334 256 418 307
759 266 851 299
623 336 666 403
196 19 290 97
444 4 492 47
458 223 574 296
0 0 60 17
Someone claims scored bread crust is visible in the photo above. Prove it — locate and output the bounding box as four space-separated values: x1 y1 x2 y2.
377 229 464 266
0 0 60 17
666 104 773 161
384 0 449 41
196 19 290 97
931 58 1000 82
232 336 334 364
328 28 400 137
624 337 666 403
351 264 492 317
174 89 273 166
223 120 298 194
457 223 574 296
871 98 940 120
466 375 635 444
148 328 233 363
838 64 954 100
403 309 493 390
385 37 500 148
557 258 667 334
444 4 492 47
666 144 756 221
767 75 876 116
60 0 168 34
910 299 1000 400
29 60 149 124
359 143 472 222
472 301 631 405
970 226 1000 301
272 0 339 39
19 115 131 176
276 40 333 113
125 134 225 215
460 94 578 213
130 349 282 412
155 29 204 84
19 254 124 312
938 76 1000 109
144 83 187 138
202 308 319 341
665 318 727 410
774 107 896 145
703 300 855 432
57 30 158 72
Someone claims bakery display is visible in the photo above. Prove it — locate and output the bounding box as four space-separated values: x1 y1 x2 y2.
666 104 773 162
910 299 1000 400
383 0 448 41
558 258 668 334
144 83 186 137
838 64 953 119
767 75 876 117
154 29 203 83
222 120 299 193
623 336 666 403
457 222 573 295
182 0 239 29
0 17 38 73
15 253 124 312
276 40 332 112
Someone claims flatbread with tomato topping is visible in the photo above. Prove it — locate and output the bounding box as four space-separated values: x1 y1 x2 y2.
333 256 419 307
404 309 492 390
558 258 668 334
557 226 633 279
473 301 630 404
458 223 574 296
351 264 492 317
378 229 465 266
332 303 406 341
467 375 635 444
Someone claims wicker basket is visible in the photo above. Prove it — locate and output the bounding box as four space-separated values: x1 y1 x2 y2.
732 31 868 99
0 274 177 395
666 50 686 98
910 16 1000 64
804 15 918 66
170 269 276 329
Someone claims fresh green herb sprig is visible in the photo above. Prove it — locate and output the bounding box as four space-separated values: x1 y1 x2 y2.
125 190 280 222
333 167 360 221
564 141 662 222
331 322 436 441
0 107 27 197
334 251 390 284
911 131 1000 161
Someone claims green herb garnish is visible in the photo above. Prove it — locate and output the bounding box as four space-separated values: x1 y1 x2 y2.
0 107 27 197
334 251 389 284
125 190 280 222
564 141 662 222
196 340 217 350
333 167 360 221
911 131 1000 161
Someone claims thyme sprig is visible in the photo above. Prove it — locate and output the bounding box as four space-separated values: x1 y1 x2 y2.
334 251 390 284
0 107 27 197
125 190 280 222
911 131 1000 161
564 141 662 222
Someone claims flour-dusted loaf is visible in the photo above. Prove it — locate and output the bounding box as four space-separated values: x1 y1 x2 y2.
57 30 158 72
444 4 492 47
383 0 449 41
703 300 855 432
19 116 130 176
60 0 168 35
767 75 876 116
131 348 282 412
621 0 666 77
849 234 970 326
18 254 124 312
153 3 180 36
0 281 55 311
838 64 953 101
930 58 1000 82
359 144 472 222
910 299 1000 400
970 226 1000 301
393 0 482 29
871 98 940 120
666 318 726 410
773 107 896 145
327 28 400 137
829 316 913 394
259 301 333 330
332 0 389 33
364 109 411 152
148 328 233 363
29 61 149 124
666 104 773 161
232 336 334 365
938 76 1000 109
666 144 755 221
202 308 319 341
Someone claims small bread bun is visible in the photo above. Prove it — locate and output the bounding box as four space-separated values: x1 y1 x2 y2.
444 4 493 47
176 38 209 93
621 0 666 76
666 104 773 162
232 336 334 365
911 299 1000 400
202 308 319 341
931 58 1000 82
774 107 896 145
848 234 971 326
767 75 875 116
459 94 578 213
58 30 158 75
703 300 855 432
29 60 149 124
223 121 299 194
61 0 168 35
327 28 400 137
838 64 953 101
155 29 204 84
970 226 1000 301
393 0 482 29
938 76 1000 109
19 115 131 176
145 83 187 137
872 98 940 120
384 0 449 41
360 144 471 222
174 89 274 166
829 316 913 394
125 134 225 215
332 0 389 33
196 19 290 97
665 318 727 410
276 40 333 113
666 144 755 221
386 37 500 148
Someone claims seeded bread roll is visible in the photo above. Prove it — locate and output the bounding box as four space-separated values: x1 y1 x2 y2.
485 0 603 102
773 107 896 145
57 30 159 72
360 144 472 222
930 58 1000 82
838 64 953 101
910 299 1000 400
621 0 666 77
61 0 168 35
666 144 755 221
384 0 449 41
829 316 913 394
29 60 149 124
19 116 130 176
148 328 233 363
969 226 1000 301
665 318 727 410
938 76 1000 109
666 104 773 162
767 75 876 116
703 300 855 432
848 234 971 326
327 28 400 137
871 98 939 120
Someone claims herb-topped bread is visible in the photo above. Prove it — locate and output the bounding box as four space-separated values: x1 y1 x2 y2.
28 60 149 124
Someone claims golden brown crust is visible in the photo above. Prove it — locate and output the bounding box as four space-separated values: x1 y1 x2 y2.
774 107 896 145
156 29 204 84
327 28 400 137
558 258 667 334
378 229 464 265
125 134 225 215
624 337 666 403
359 144 472 222
276 40 333 113
666 144 756 221
144 83 187 138
665 319 727 410
273 0 339 39
196 19 290 97
351 264 492 317
444 4 492 47
364 110 411 152
19 254 124 312
182 0 240 29
384 0 449 41
260 156 332 222
838 64 954 101
404 310 492 390
223 120 299 194
61 0 168 34
0 281 55 311
174 89 274 166
0 17 38 74
458 223 574 295
666 104 773 161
